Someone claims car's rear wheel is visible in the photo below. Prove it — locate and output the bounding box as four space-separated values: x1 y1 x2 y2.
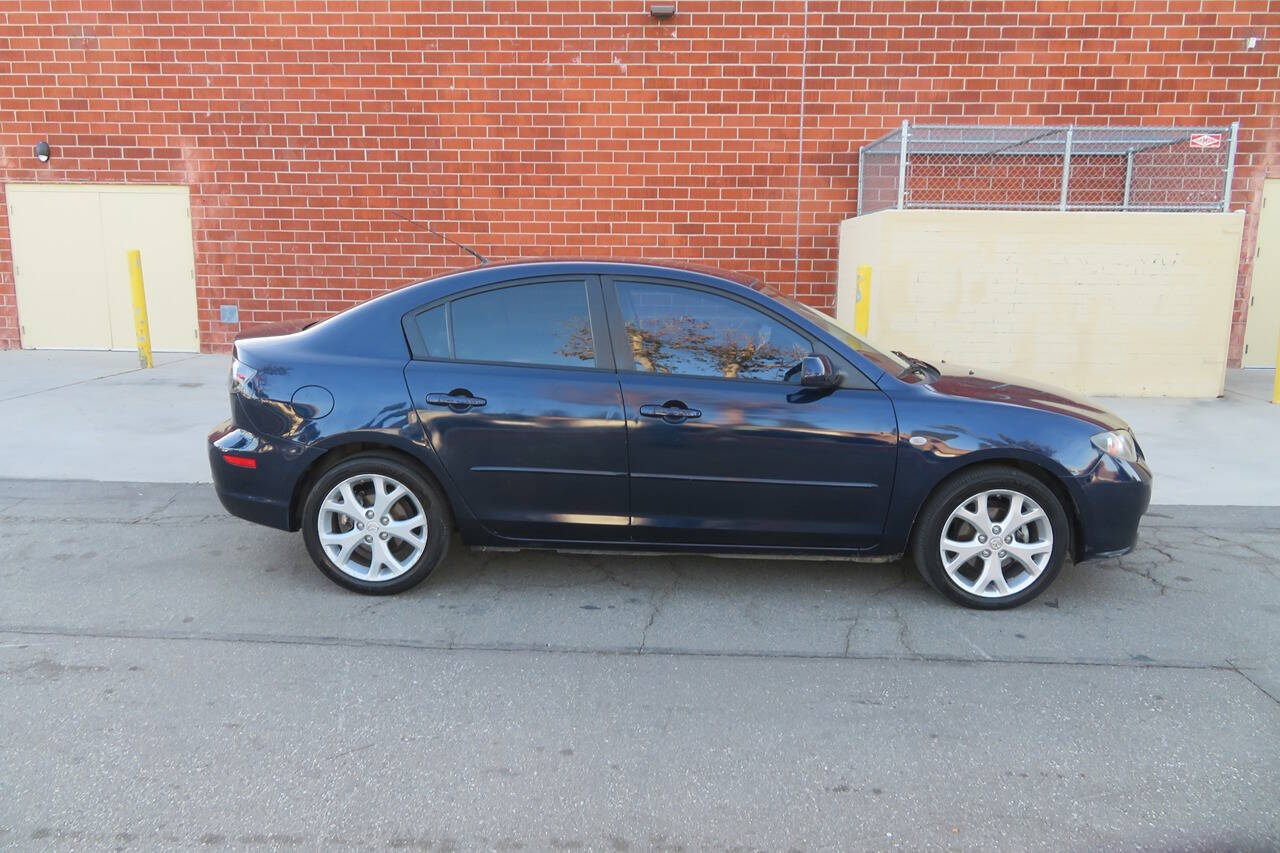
911 466 1070 609
301 453 449 594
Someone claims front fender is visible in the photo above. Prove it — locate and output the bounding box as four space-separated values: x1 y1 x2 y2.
878 394 1099 555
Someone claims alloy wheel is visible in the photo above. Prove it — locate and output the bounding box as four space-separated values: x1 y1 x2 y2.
938 489 1053 599
317 473 428 581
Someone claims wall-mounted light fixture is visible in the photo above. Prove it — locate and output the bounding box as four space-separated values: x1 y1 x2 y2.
34 140 51 163
649 3 675 20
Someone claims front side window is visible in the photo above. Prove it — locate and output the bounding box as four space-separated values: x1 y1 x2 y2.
616 281 810 381
444 281 596 367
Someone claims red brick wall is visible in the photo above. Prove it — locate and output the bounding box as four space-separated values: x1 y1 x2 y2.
1 1 1277 360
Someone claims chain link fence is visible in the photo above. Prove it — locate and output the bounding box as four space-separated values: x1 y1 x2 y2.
858 122 1238 215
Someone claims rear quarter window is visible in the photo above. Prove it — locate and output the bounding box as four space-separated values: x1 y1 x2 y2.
413 305 449 357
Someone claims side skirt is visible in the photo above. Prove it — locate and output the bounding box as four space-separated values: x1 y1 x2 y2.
470 546 904 564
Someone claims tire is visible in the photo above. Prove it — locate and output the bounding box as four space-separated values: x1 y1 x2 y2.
910 465 1070 610
301 453 450 595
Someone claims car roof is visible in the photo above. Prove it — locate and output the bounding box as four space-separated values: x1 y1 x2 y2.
239 256 892 387
278 257 775 364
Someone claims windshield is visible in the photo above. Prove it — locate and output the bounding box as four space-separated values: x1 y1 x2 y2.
761 288 911 375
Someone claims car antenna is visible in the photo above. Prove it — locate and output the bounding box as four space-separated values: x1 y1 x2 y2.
388 210 489 265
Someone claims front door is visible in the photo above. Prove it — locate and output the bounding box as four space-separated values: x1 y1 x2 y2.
608 278 898 549
403 276 629 542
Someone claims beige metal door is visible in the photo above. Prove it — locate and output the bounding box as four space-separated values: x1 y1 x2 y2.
7 187 113 349
98 190 199 352
6 184 199 351
1243 179 1280 368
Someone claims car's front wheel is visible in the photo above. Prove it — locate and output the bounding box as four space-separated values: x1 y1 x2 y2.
301 453 449 594
911 466 1070 609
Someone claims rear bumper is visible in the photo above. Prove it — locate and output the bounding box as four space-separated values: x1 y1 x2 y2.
208 420 315 531
1072 454 1153 561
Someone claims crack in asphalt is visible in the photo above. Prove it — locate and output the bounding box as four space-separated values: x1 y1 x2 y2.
0 623 1248 675
638 558 681 653
130 491 181 524
1226 659 1280 707
841 614 860 657
837 566 917 657
1111 558 1175 595
1104 529 1204 596
889 603 920 657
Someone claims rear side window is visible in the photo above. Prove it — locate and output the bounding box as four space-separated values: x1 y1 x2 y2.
615 281 810 382
449 281 595 367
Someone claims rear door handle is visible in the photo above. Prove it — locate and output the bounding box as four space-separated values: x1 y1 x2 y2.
426 392 487 410
639 403 701 422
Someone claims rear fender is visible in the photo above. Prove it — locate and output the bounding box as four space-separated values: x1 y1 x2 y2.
289 429 483 537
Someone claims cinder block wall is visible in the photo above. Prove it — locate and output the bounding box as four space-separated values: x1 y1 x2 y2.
836 209 1246 397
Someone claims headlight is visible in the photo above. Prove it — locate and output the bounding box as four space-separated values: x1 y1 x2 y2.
1091 429 1138 463
229 358 258 396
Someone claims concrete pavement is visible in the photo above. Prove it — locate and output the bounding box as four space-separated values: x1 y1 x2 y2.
1098 368 1280 506
0 350 1276 503
0 480 1277 849
0 351 225 484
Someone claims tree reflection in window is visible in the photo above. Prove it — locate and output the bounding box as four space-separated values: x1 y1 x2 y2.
556 317 595 363
451 281 594 367
617 283 810 381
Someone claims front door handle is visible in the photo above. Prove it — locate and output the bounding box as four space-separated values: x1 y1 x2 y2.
639 401 701 423
426 391 487 411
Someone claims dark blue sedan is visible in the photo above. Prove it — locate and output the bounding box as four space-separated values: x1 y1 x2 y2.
208 260 1151 608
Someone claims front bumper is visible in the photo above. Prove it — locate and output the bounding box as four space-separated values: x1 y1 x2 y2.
1071 453 1153 561
208 420 315 531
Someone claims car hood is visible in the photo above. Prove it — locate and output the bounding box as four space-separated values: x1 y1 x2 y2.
927 364 1128 431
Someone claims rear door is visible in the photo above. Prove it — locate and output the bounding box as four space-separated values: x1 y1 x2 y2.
403 275 629 542
606 277 898 549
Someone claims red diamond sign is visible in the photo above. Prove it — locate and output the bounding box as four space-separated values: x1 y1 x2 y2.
1189 133 1223 149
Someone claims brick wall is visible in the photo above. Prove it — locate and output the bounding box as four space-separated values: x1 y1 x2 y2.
1 1 1277 359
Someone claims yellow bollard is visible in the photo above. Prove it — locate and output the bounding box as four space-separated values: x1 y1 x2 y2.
854 264 872 337
127 249 153 368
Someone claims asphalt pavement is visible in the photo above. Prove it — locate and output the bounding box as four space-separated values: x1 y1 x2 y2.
0 479 1277 850
1 351 1278 849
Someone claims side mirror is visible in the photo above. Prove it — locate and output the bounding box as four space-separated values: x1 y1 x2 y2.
799 354 840 388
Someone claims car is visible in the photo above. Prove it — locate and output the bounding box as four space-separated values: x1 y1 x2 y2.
208 259 1151 609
